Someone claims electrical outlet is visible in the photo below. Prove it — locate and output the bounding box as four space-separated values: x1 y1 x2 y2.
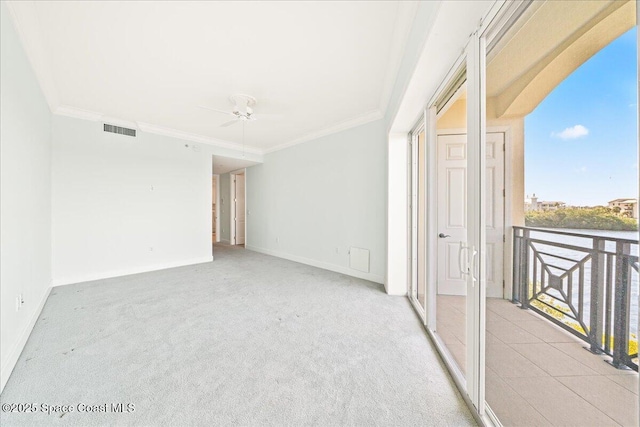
15 296 20 311
276 237 279 243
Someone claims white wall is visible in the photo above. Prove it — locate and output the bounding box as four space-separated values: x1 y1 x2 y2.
246 119 387 283
0 2 53 391
51 115 213 285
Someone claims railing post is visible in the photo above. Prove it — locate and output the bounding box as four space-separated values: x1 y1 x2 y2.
519 228 530 310
611 242 631 369
588 238 605 354
512 228 520 304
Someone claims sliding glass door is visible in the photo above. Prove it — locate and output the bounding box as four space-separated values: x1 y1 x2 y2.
408 2 639 424
409 124 427 319
432 76 471 383
480 1 639 425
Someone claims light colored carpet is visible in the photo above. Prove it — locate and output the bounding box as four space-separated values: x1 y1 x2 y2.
1 244 475 426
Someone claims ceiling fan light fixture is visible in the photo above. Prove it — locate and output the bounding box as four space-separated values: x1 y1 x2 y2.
201 93 271 128
229 94 257 109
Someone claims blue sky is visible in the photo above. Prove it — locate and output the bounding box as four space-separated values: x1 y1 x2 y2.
525 27 637 206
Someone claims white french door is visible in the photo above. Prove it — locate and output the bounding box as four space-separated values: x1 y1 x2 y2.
436 133 469 297
436 132 505 298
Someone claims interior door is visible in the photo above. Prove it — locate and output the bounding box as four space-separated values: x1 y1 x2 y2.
235 174 245 245
212 176 217 243
437 134 468 296
437 133 504 297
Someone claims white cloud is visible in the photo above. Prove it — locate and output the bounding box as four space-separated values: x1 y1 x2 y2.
551 125 589 140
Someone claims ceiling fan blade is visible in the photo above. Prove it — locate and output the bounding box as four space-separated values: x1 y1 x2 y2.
198 105 234 116
219 120 239 128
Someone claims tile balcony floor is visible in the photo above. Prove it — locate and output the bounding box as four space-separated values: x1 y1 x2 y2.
437 295 639 427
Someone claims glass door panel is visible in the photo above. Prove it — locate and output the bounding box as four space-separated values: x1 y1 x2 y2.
409 125 427 318
482 1 639 424
417 129 426 310
434 82 469 375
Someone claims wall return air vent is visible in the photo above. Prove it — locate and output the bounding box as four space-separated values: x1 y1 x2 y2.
103 123 136 137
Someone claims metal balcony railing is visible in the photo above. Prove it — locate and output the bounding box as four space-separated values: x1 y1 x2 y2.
512 226 639 370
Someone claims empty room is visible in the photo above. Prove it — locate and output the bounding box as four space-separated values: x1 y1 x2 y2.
1 1 638 426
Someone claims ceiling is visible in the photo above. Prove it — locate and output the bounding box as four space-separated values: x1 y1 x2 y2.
7 1 418 154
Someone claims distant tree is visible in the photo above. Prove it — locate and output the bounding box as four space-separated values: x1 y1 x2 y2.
525 206 638 231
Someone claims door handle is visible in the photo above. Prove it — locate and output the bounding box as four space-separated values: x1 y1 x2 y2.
438 233 451 238
458 242 478 286
471 247 478 287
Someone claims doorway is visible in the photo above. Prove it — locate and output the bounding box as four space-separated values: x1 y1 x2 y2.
436 131 505 298
230 170 246 246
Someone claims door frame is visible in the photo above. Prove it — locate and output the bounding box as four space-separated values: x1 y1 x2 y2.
408 119 428 323
229 168 246 246
421 30 508 419
422 55 471 402
213 174 221 244
435 127 511 300
411 1 573 425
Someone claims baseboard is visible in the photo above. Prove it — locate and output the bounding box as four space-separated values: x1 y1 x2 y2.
52 256 213 287
246 245 385 284
219 239 230 244
1 285 51 393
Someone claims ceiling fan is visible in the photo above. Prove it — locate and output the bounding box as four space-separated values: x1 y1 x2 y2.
198 94 279 127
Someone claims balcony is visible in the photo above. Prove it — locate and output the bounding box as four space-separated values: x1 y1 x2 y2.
437 227 639 426
513 227 638 370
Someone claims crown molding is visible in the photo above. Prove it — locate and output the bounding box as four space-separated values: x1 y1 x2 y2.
264 109 384 155
54 104 385 157
54 105 103 122
136 122 263 156
5 1 60 112
52 105 262 155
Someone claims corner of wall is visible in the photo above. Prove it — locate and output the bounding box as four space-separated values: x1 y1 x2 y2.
0 286 51 392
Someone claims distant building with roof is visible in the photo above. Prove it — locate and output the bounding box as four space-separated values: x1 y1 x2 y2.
525 194 566 212
608 198 638 218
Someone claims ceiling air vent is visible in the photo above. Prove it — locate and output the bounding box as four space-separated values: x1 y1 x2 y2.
103 123 136 137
